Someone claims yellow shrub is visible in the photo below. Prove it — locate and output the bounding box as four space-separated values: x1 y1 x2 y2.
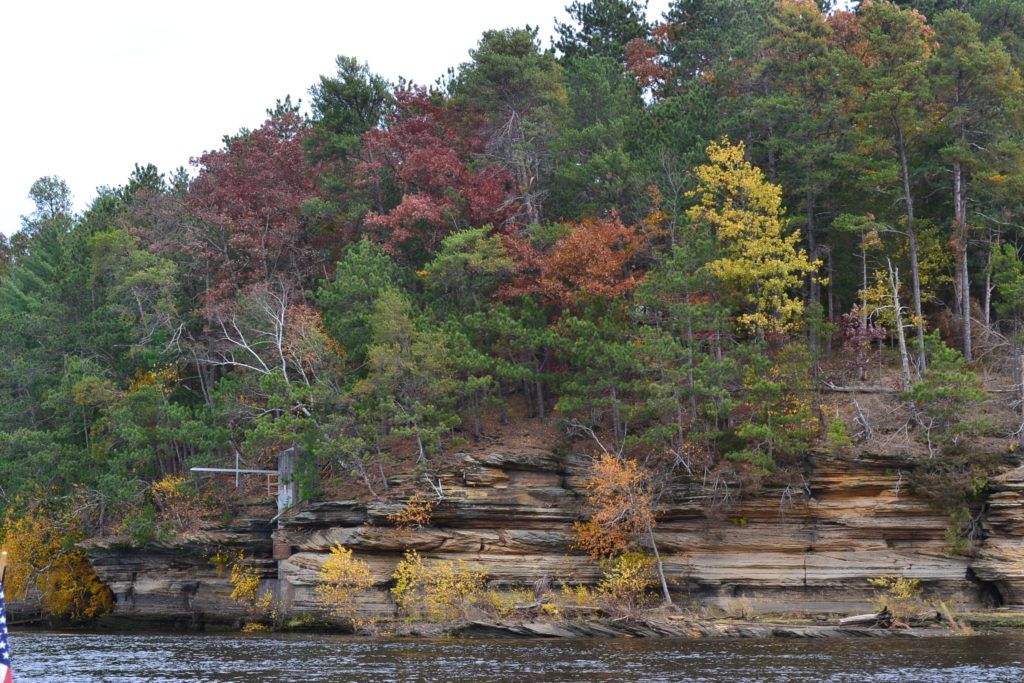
241 622 271 632
540 602 562 618
390 550 489 619
209 548 237 577
390 549 425 612
597 552 657 609
867 575 926 622
554 553 656 618
315 544 374 619
229 553 275 624
560 583 599 608
482 588 534 619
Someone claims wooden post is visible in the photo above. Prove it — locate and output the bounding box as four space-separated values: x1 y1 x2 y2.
277 448 297 515
0 550 8 584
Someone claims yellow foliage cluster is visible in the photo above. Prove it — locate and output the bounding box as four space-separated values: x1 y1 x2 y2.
859 269 902 328
390 550 489 620
150 475 209 532
687 138 820 336
38 553 115 620
860 226 953 326
596 552 658 609
573 453 656 559
128 364 179 394
386 494 436 529
315 544 374 619
556 553 658 615
229 553 274 623
229 557 261 603
209 548 235 577
0 509 113 619
379 544 659 622
559 583 598 608
867 575 927 622
481 587 535 619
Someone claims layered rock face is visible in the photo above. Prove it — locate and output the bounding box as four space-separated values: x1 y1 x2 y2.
84 504 277 627
972 466 1024 604
85 449 1024 625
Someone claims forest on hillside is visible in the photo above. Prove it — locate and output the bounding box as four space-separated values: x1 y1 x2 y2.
2 0 1024 617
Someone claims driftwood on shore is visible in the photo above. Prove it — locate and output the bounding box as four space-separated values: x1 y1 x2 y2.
839 609 895 629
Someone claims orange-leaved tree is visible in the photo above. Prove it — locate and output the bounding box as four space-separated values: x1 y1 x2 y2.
538 214 643 309
574 453 672 605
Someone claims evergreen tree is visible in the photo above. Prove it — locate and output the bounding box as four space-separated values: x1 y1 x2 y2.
554 0 651 63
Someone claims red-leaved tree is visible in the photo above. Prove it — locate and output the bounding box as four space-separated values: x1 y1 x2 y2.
358 87 515 258
182 111 319 318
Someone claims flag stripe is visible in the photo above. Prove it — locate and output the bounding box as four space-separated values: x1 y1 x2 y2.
0 575 13 682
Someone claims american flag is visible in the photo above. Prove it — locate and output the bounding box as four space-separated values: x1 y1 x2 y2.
0 576 12 683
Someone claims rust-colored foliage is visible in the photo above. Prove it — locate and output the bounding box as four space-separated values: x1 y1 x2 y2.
826 7 864 57
386 493 436 529
283 304 344 380
538 215 643 308
637 185 672 245
573 453 657 560
493 228 546 300
624 23 673 100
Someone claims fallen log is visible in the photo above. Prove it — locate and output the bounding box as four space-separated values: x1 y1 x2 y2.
839 612 882 626
511 600 602 613
822 382 898 394
839 609 894 629
823 381 1016 395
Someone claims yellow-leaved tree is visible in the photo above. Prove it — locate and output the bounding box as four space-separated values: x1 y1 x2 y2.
0 509 114 620
315 544 374 625
687 138 820 338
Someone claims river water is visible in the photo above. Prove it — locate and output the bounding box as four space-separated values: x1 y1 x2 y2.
9 631 1024 682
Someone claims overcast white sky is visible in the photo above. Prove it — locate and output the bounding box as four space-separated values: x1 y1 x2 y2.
0 0 671 236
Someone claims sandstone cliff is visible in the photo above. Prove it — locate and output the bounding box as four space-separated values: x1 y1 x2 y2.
84 447 1024 626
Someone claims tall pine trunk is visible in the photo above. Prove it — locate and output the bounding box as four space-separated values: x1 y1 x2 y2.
953 121 972 361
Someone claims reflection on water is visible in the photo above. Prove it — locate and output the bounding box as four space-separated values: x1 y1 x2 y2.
11 630 1024 682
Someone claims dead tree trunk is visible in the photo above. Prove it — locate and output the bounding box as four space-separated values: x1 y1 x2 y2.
646 522 672 606
889 261 913 388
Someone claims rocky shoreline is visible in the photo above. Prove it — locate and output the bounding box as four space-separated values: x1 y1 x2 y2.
445 619 948 639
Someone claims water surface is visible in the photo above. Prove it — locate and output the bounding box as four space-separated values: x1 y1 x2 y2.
11 631 1024 682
